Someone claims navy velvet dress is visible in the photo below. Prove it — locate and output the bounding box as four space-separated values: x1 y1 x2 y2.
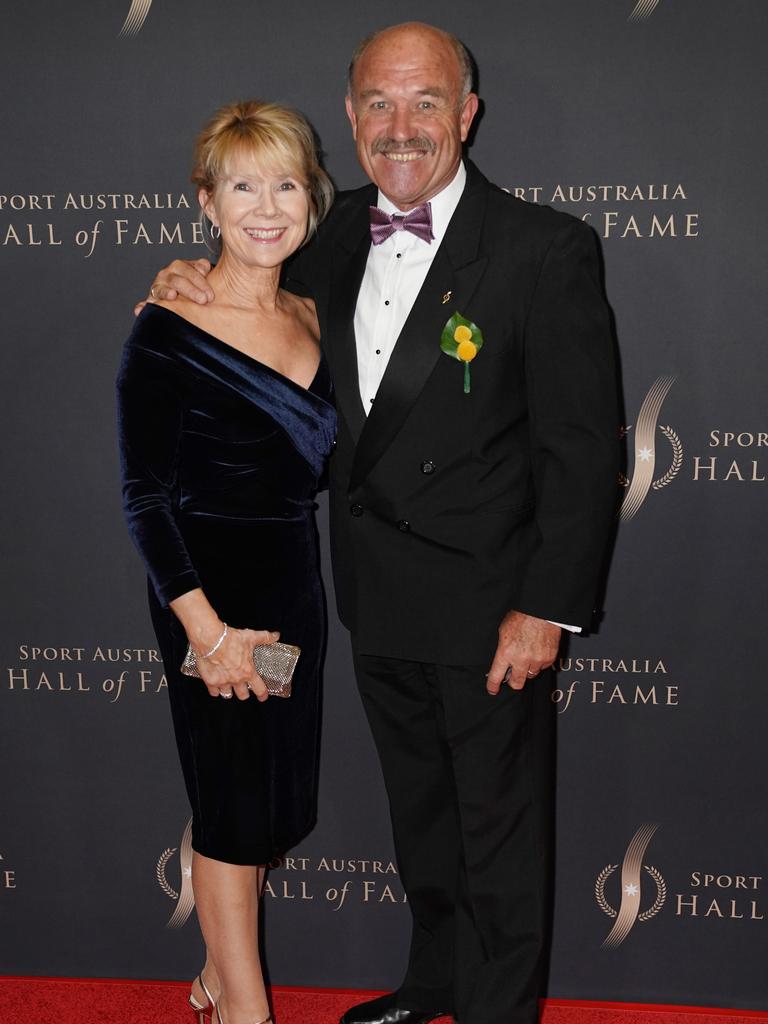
117 304 336 865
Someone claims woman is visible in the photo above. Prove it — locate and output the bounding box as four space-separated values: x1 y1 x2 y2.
117 101 335 1024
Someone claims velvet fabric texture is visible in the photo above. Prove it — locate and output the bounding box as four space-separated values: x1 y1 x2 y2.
117 304 336 864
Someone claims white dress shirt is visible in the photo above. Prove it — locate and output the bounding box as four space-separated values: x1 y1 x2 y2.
354 164 467 411
352 164 579 635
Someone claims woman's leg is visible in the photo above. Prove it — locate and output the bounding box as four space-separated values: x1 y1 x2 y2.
192 851 270 1024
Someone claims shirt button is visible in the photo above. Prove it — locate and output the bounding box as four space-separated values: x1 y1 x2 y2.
396 253 402 259
375 349 381 355
384 300 390 306
350 504 364 517
420 460 436 475
397 519 410 532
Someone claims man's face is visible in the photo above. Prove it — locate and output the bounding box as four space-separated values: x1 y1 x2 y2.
345 26 478 211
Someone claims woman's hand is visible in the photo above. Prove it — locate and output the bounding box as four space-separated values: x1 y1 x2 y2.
134 258 215 315
169 589 278 701
194 626 279 702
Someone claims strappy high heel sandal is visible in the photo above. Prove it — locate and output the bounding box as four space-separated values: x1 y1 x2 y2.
213 999 273 1024
189 972 217 1023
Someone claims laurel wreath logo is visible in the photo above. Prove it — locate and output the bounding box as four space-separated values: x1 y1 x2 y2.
652 426 683 489
154 820 195 928
156 847 179 901
595 862 667 921
619 423 683 490
638 866 667 921
594 864 619 917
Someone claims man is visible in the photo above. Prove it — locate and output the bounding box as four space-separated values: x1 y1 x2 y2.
148 23 619 1024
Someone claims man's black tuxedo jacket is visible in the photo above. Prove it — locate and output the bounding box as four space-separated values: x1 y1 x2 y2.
289 161 619 664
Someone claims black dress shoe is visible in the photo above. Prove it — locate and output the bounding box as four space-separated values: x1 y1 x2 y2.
340 992 450 1024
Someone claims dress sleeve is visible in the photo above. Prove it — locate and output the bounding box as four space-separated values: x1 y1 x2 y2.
116 337 201 606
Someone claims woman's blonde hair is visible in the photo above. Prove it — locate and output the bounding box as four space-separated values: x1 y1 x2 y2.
191 100 333 245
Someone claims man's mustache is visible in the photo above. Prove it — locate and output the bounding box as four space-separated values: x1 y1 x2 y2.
372 138 436 155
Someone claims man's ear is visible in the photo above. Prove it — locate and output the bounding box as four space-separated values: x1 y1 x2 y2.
459 93 480 143
344 95 358 140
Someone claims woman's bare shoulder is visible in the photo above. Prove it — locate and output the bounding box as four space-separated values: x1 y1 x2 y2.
282 291 318 337
292 293 317 317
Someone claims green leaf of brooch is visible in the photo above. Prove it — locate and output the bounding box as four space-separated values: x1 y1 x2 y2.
440 312 484 394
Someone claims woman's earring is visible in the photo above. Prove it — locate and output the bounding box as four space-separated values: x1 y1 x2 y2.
210 223 221 239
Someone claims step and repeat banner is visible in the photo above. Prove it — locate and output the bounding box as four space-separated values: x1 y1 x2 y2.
1 0 765 1011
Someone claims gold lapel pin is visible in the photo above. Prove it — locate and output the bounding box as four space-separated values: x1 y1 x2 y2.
442 291 452 304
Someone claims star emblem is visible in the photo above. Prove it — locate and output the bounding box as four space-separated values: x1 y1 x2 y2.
637 447 654 462
624 883 640 897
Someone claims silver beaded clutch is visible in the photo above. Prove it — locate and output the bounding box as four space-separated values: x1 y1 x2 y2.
180 640 300 697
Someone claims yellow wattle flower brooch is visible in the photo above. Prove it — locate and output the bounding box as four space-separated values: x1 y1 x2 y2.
440 312 484 394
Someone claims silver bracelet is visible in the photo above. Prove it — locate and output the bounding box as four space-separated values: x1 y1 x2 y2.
199 623 228 659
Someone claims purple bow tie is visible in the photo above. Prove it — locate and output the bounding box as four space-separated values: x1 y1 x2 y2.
369 202 435 245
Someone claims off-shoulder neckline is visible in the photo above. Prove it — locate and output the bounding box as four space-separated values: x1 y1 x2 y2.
143 303 323 394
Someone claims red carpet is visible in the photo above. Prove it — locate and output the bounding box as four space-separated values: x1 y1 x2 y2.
0 978 766 1024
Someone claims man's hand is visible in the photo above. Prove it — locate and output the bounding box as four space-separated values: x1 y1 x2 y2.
133 258 214 315
486 610 561 694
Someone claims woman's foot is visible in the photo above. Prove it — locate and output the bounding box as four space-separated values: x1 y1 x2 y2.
190 965 221 1014
214 996 272 1024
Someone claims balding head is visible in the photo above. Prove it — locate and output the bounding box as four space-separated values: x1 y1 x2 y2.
344 22 479 210
348 22 474 102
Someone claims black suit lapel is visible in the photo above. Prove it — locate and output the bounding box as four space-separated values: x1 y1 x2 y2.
325 192 374 443
349 167 490 492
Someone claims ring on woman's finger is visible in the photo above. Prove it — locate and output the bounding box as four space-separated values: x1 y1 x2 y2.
526 669 536 677
221 689 234 699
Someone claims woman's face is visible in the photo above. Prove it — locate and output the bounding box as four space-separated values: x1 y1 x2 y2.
201 153 310 269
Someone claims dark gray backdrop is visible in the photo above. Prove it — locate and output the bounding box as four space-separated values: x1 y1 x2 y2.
1 0 766 1011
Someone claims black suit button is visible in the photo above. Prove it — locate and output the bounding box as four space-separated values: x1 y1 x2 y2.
397 519 410 532
350 503 364 517
420 460 436 475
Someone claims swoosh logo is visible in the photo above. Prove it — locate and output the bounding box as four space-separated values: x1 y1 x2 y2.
167 820 195 928
119 0 153 36
620 375 676 521
629 0 662 21
603 823 658 948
